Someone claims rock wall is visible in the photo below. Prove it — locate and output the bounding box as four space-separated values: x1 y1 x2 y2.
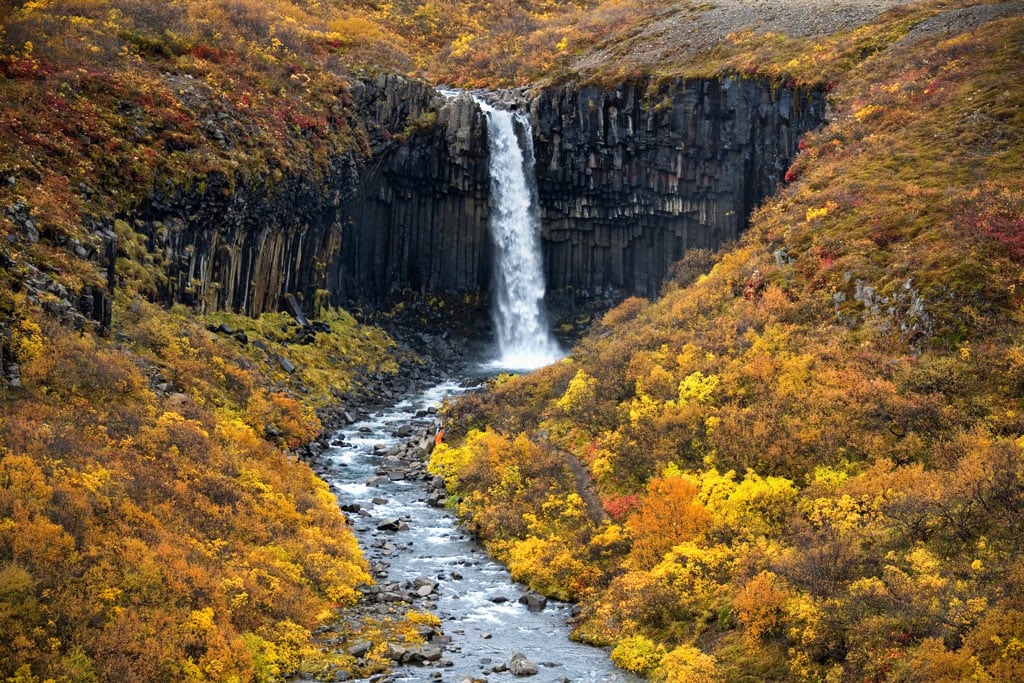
140 159 357 315
132 75 822 319
530 78 825 300
135 76 491 316
329 83 492 303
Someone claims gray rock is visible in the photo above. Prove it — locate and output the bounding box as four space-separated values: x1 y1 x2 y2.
385 642 407 662
346 640 372 658
508 652 539 676
376 517 410 532
418 646 443 662
518 591 547 612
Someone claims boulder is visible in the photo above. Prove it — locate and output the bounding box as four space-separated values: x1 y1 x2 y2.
509 652 539 676
346 640 372 658
376 518 407 532
385 642 407 662
519 591 547 612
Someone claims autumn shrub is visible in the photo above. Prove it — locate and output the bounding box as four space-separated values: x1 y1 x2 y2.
0 303 372 682
654 645 719 683
610 634 665 676
625 473 710 570
732 571 791 644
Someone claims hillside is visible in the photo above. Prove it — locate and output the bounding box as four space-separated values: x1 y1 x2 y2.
1 0 1022 681
432 4 1024 682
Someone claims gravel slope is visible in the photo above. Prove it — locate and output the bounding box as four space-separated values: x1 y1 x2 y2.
571 0 1023 75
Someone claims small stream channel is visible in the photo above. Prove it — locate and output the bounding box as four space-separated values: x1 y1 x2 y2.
319 378 641 683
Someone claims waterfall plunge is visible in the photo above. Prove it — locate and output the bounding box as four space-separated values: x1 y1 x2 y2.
475 97 562 371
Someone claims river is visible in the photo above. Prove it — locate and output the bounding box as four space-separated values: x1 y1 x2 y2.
321 378 641 683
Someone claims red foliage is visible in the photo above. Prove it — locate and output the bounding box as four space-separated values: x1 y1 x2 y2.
978 210 1024 262
0 55 55 79
191 45 228 63
603 494 639 521
958 189 1024 262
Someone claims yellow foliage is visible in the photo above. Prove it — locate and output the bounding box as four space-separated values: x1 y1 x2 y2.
652 541 735 609
506 535 594 600
904 544 948 591
783 592 825 648
808 464 850 488
426 439 472 491
11 318 44 365
404 611 441 628
625 389 662 428
426 13 1024 682
677 371 719 405
719 470 798 536
0 302 373 680
449 33 474 58
804 206 828 221
556 368 597 417
655 645 719 683
803 493 879 536
610 634 665 675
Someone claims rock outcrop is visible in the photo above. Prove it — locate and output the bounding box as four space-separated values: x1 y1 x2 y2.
129 74 823 321
531 78 825 300
330 82 492 303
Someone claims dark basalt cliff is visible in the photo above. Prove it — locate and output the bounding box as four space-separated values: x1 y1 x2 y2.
136 75 487 316
532 79 825 299
331 81 492 303
131 74 822 320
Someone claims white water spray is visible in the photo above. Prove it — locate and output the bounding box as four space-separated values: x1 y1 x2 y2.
475 97 562 370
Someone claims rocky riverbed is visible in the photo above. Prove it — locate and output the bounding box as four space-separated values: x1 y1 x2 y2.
302 381 642 683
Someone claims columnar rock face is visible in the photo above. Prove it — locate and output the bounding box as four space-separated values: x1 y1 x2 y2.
136 76 491 316
133 75 822 319
140 159 359 315
330 83 492 303
530 78 825 299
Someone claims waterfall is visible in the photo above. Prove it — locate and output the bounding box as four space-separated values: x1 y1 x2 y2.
475 97 562 370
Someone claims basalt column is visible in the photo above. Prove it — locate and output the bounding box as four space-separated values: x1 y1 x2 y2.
530 78 825 301
329 80 493 304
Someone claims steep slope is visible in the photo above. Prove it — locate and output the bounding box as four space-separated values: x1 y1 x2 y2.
433 8 1024 681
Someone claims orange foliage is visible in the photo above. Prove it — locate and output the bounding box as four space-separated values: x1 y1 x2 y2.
625 475 709 570
732 571 791 643
436 14 1024 681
